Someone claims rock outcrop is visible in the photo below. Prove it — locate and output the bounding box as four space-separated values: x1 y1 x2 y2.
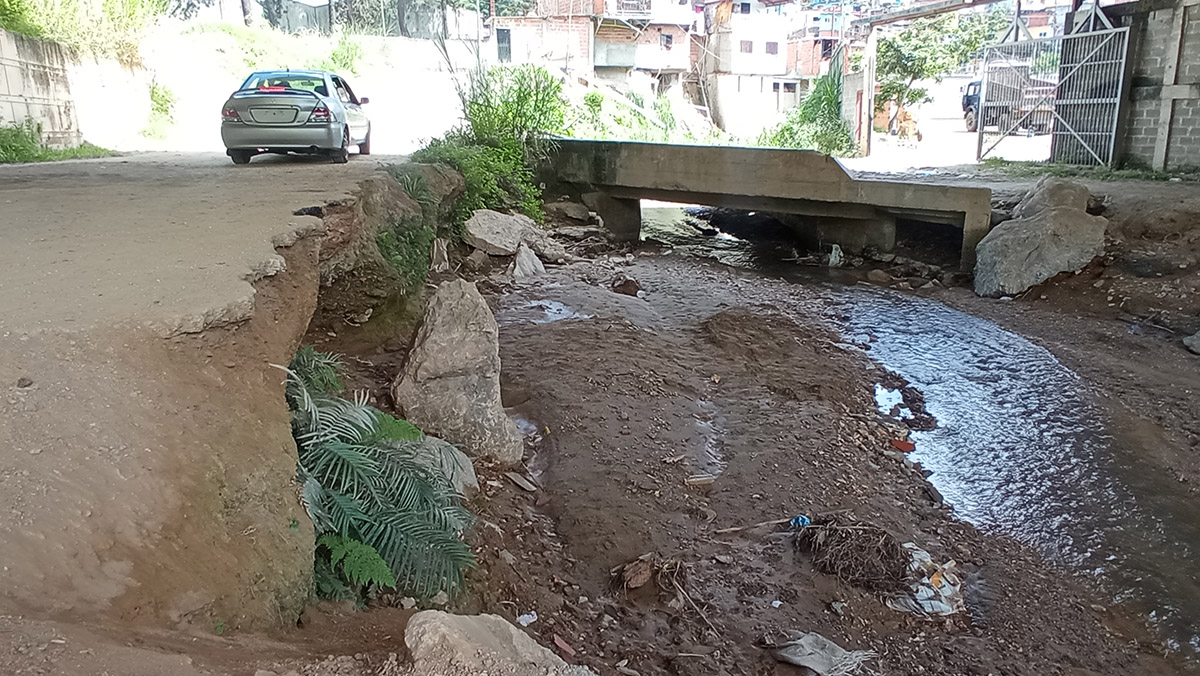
1184 331 1200 355
544 200 591 223
510 243 545 279
392 280 524 464
406 611 596 676
974 177 1108 298
465 209 569 264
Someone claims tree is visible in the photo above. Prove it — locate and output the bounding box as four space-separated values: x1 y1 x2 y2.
875 8 1009 126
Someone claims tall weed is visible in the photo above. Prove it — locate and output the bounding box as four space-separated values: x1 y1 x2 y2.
757 73 855 156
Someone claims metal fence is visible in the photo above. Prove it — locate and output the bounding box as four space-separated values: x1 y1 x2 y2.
976 25 1128 166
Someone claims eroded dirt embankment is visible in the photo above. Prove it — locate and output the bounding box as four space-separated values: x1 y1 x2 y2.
0 228 321 630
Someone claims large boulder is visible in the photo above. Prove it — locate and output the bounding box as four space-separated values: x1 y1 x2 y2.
510 243 545 279
465 210 528 256
465 210 569 264
406 611 596 676
974 178 1108 298
1012 175 1090 218
544 200 591 223
1184 331 1200 355
392 280 524 464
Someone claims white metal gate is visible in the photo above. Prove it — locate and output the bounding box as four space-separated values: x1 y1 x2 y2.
975 9 1128 166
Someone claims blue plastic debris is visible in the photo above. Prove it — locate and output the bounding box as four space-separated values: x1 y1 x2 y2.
790 514 812 529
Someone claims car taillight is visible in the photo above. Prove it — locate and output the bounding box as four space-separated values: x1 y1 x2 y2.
308 106 331 123
222 107 241 122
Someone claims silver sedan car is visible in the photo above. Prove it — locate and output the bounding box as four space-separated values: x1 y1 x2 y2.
220 69 371 165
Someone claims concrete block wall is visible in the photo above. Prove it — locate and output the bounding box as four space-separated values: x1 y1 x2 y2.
1114 0 1200 169
0 28 80 148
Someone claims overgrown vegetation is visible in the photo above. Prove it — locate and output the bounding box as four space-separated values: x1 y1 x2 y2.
979 157 1200 182
285 348 475 604
413 59 566 226
1 0 166 61
0 119 112 163
756 73 855 156
141 82 176 139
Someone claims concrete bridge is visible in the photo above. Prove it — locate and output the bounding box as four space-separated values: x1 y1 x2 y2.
550 139 992 268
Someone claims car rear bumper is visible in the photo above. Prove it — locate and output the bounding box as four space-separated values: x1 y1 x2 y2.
221 122 343 151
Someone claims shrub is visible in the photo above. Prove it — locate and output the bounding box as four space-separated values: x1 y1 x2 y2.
0 0 44 36
584 90 604 117
285 349 475 601
323 33 363 75
314 534 396 605
756 73 855 156
0 119 112 163
458 64 567 147
411 132 543 223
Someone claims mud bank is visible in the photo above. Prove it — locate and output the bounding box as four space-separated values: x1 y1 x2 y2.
0 224 321 630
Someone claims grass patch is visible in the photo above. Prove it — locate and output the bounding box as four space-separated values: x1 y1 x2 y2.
979 157 1200 182
0 119 113 163
141 82 175 140
4 0 166 62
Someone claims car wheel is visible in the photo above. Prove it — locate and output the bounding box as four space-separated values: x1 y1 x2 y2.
330 127 350 164
230 150 252 165
965 109 978 133
358 127 371 155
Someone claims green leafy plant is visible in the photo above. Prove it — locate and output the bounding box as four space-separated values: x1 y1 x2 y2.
322 33 363 75
0 0 44 36
411 132 542 223
584 90 604 117
756 73 855 156
285 349 475 601
1 119 113 163
315 533 396 604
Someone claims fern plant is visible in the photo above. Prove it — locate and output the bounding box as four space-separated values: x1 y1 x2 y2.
284 348 475 601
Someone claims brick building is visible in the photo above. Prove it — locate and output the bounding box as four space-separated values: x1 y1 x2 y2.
490 0 697 81
1111 0 1200 169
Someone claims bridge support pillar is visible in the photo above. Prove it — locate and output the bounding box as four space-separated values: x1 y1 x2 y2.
585 192 641 242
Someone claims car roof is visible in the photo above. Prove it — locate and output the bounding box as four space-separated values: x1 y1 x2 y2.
249 69 333 79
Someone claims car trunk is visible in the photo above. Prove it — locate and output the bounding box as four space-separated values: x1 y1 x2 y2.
230 89 321 126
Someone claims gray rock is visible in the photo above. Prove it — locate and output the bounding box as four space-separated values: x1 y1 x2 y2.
1012 176 1090 219
510 243 546 279
388 436 479 497
544 200 591 223
465 209 569 264
406 611 596 676
974 206 1107 297
867 269 893 284
465 210 531 256
1184 331 1200 355
393 280 524 464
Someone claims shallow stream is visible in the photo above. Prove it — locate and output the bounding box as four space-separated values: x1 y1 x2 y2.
642 204 1200 657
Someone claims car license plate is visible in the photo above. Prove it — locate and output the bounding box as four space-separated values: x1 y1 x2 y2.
250 107 297 123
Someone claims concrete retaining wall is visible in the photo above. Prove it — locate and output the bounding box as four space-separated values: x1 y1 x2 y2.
0 28 149 150
1112 0 1200 169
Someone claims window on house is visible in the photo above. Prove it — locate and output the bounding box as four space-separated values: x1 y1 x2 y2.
497 28 512 63
773 82 780 92
783 82 796 93
660 33 673 49
739 2 750 13
821 39 834 58
740 40 753 53
766 41 778 55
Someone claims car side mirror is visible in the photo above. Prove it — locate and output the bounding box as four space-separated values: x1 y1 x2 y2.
359 97 370 104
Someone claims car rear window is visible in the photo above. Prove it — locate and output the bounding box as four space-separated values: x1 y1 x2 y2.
241 74 326 93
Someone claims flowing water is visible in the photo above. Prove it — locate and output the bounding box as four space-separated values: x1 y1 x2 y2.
641 204 1200 657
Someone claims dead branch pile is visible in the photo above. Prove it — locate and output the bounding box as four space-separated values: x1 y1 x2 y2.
793 515 909 593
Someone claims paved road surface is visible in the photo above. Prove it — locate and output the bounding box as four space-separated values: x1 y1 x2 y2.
0 152 403 336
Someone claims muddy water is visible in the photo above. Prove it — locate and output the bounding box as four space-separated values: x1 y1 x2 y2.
641 204 1200 657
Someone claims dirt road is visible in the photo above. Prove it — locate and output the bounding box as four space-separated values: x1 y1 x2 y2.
0 152 402 336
